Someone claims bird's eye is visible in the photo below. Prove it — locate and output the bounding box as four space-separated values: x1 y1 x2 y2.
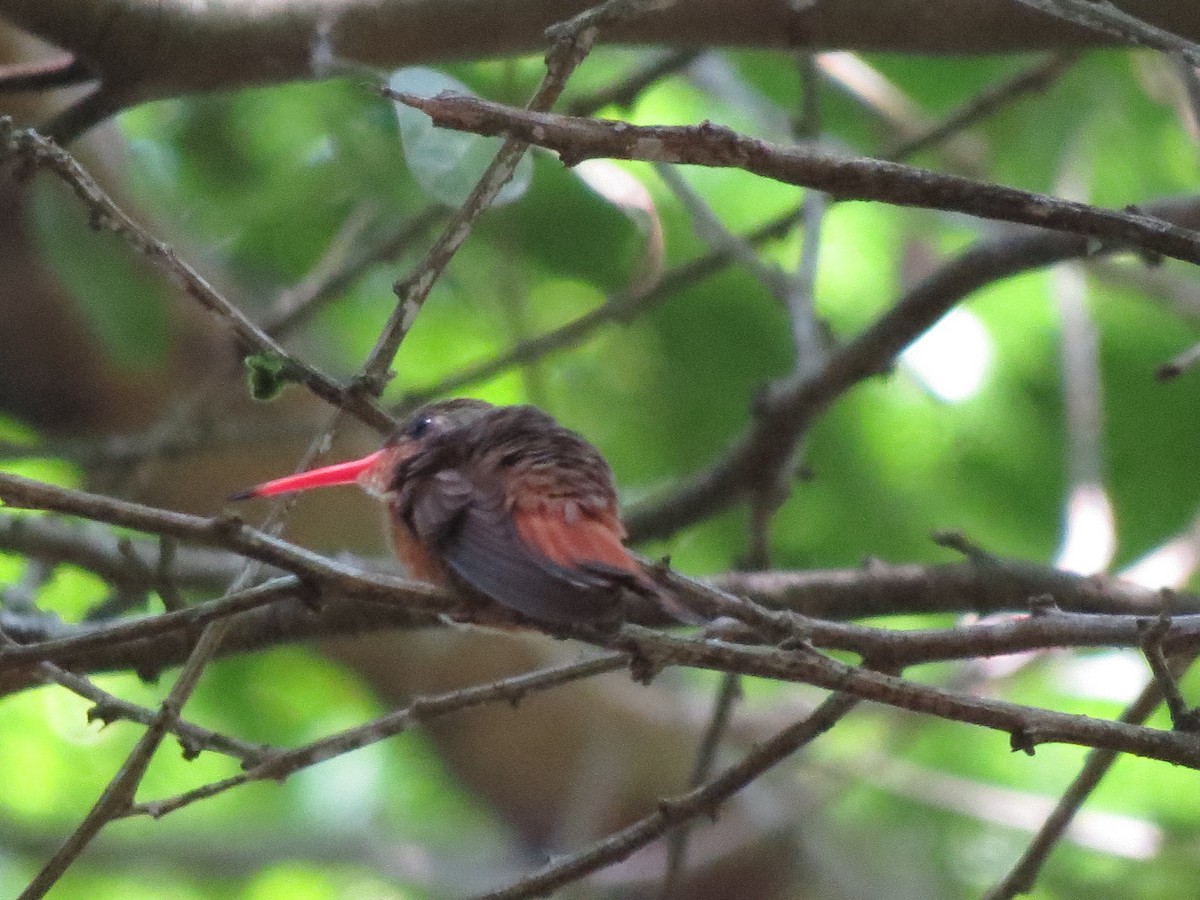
409 416 436 439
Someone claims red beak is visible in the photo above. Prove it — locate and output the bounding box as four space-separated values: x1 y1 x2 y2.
229 450 387 501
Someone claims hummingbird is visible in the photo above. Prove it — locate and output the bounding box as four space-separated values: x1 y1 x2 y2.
232 399 679 626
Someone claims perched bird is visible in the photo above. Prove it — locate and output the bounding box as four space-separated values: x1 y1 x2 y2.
232 399 674 626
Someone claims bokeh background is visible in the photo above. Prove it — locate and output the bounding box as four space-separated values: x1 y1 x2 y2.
3 10 1200 899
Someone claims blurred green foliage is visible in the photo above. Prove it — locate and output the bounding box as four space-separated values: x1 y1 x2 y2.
5 40 1200 900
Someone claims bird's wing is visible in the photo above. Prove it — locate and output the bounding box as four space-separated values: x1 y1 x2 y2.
510 499 637 573
404 468 625 625
512 496 708 625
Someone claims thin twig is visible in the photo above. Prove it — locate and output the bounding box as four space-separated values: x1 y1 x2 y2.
1052 251 1113 575
125 653 627 820
1140 616 1200 731
567 48 702 116
786 190 828 374
477 691 859 900
18 614 239 899
0 624 265 764
660 671 742 897
880 52 1081 162
652 161 796 306
363 0 673 391
389 93 1200 265
263 204 446 339
399 207 802 406
153 537 188 612
1008 0 1200 66
983 652 1198 899
0 118 395 434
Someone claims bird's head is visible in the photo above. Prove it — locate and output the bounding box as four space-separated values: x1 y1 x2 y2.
229 398 496 502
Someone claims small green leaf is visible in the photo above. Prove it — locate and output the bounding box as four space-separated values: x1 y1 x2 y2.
244 352 299 401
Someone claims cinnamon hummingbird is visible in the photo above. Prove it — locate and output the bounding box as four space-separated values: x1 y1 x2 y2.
232 399 682 626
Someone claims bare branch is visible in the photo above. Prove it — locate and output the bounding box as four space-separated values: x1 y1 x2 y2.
388 92 1200 265
626 194 1200 543
0 473 441 605
399 207 801 406
603 625 1200 768
1140 615 1200 731
0 629 267 765
125 654 627 820
567 48 702 116
0 119 396 434
0 0 1195 130
1009 0 1200 65
983 652 1198 899
18 617 236 899
879 51 1081 162
10 486 1200 684
478 691 860 900
263 204 445 339
660 671 742 897
361 0 673 391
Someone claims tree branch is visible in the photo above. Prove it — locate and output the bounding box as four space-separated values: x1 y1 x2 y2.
0 0 1197 128
0 119 396 434
125 653 627 821
389 92 1200 267
631 194 1200 541
477 690 860 899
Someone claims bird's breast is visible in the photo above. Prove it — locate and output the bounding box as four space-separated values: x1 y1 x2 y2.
390 519 445 583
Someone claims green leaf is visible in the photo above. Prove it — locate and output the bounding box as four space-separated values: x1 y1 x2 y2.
244 351 300 401
388 66 533 208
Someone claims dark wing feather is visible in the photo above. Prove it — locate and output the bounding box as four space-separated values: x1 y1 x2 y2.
408 470 475 541
405 469 622 624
